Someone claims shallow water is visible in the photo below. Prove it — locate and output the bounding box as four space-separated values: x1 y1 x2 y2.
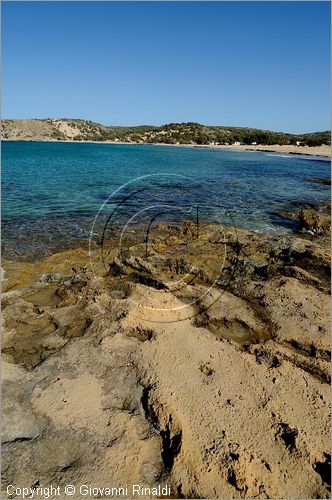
2 141 330 259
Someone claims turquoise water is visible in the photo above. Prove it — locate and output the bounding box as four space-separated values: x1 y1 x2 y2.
2 141 330 259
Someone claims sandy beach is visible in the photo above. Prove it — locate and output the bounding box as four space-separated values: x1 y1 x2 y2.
111 142 331 157
212 143 331 157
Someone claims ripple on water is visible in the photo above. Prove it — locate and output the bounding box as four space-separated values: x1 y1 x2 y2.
2 142 330 259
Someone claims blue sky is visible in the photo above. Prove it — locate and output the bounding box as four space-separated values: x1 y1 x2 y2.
2 1 330 133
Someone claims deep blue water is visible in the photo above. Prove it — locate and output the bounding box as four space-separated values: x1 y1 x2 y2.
2 141 330 259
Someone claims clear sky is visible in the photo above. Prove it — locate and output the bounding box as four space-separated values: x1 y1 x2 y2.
2 1 330 133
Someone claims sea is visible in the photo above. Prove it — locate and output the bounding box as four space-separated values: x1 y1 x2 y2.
2 141 330 260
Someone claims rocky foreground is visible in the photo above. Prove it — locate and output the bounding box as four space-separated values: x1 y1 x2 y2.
1 218 331 499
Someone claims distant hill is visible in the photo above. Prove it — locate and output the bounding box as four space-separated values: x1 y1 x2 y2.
2 118 331 147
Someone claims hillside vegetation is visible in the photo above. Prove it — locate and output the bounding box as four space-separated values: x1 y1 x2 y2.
2 118 330 147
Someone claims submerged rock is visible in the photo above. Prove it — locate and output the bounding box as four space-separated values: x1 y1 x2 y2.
305 177 331 186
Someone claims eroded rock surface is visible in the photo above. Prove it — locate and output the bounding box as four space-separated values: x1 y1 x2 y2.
1 223 330 498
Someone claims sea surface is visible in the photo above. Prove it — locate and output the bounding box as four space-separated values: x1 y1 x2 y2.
2 141 330 259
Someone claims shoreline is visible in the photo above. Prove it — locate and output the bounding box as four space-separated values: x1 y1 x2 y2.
4 201 331 263
0 219 293 264
2 218 329 289
3 138 331 158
